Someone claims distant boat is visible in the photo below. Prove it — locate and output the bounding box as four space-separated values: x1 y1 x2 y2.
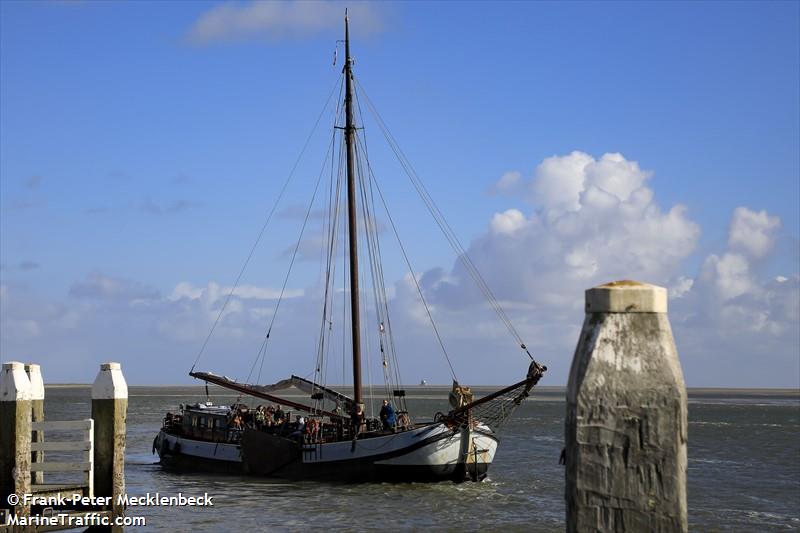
154 11 545 483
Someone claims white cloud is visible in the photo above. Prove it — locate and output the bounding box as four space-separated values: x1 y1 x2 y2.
1 275 313 383
699 252 753 301
531 150 593 214
412 151 797 387
1 151 797 388
489 171 522 196
669 276 694 299
530 151 654 219
663 206 798 385
425 151 700 309
490 208 526 234
728 206 781 258
169 281 302 302
186 1 386 45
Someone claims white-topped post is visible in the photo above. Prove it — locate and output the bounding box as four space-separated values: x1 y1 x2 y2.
25 363 45 485
92 362 128 532
566 281 688 532
1 361 33 520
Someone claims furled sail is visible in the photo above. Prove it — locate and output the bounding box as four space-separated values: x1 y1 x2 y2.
189 371 341 418
253 375 354 414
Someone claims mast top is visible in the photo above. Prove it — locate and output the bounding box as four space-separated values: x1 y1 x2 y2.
344 10 352 67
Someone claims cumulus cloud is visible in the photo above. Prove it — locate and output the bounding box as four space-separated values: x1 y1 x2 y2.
1 152 796 387
678 206 796 339
2 275 308 383
186 1 386 45
158 281 301 342
620 202 794 385
669 276 694 299
169 281 302 302
489 209 526 234
415 151 797 386
727 206 781 259
488 171 522 196
429 151 699 310
699 252 753 301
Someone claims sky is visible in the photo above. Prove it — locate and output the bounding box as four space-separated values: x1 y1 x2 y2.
1 1 798 388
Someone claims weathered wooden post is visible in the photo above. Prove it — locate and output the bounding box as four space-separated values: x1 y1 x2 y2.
26 363 45 485
0 361 32 521
92 362 128 531
566 281 688 532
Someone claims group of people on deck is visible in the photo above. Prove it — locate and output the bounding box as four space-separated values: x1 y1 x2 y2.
229 400 407 442
227 403 323 442
228 404 289 432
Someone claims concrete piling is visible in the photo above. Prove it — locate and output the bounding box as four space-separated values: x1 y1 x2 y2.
91 362 128 532
0 361 33 521
565 281 688 532
26 363 45 485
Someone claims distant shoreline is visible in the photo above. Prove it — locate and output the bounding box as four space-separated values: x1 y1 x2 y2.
43 383 799 396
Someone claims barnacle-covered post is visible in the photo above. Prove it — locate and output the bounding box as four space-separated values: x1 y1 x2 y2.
565 281 688 532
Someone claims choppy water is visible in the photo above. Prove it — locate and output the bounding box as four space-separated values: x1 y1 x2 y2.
41 386 799 531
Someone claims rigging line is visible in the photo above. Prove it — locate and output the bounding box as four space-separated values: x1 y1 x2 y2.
339 137 349 390
326 135 346 388
374 123 525 352
352 89 406 396
354 77 533 359
360 145 458 381
313 77 346 393
317 76 347 299
353 76 522 343
322 128 348 393
354 133 397 405
315 91 346 382
341 187 348 389
249 121 338 385
353 88 405 404
316 124 346 390
353 137 392 405
190 73 344 373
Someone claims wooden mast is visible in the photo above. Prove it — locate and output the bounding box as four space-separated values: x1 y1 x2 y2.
343 11 363 409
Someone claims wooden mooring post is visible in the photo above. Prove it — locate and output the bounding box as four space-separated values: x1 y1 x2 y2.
565 281 688 532
0 362 32 523
0 361 128 532
91 362 128 532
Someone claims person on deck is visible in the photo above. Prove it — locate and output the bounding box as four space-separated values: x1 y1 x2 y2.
289 415 306 441
380 400 396 431
255 406 265 430
351 405 365 438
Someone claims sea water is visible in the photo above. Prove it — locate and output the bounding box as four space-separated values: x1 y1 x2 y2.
40 386 799 531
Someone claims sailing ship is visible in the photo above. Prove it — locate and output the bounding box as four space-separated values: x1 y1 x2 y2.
154 12 546 483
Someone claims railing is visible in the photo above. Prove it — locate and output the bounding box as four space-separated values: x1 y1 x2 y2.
30 419 94 497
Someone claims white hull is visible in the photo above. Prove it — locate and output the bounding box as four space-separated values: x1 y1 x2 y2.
155 431 241 472
156 422 498 481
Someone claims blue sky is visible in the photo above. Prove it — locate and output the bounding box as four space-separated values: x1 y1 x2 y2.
1 1 798 387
